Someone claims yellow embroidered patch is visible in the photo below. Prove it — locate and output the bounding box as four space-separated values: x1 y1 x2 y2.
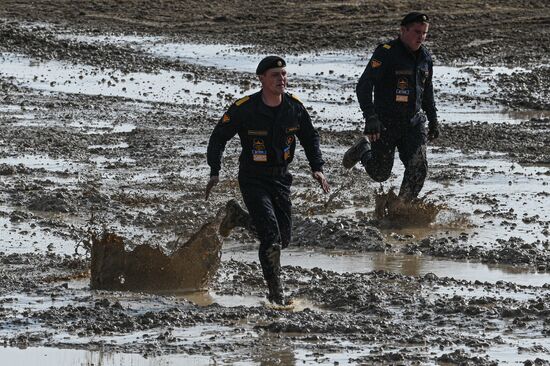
235 96 250 106
252 138 267 162
383 44 391 49
371 59 382 68
291 94 303 103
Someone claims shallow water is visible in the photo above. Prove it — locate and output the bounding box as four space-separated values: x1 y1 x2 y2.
224 247 549 287
3 42 550 129
0 346 212 366
0 154 83 172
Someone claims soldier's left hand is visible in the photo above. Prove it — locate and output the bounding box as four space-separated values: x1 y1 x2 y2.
205 175 220 200
428 122 440 141
312 171 330 193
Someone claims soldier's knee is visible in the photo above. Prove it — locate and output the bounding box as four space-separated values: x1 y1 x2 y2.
366 167 392 182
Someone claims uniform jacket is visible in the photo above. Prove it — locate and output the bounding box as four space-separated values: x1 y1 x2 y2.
356 38 437 127
207 91 324 177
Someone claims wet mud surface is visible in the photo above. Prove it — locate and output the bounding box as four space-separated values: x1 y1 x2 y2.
1 1 550 364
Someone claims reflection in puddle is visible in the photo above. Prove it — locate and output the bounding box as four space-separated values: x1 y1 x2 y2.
224 247 549 287
0 346 212 366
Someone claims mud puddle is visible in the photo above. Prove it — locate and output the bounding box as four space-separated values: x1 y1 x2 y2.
224 246 549 287
0 154 83 173
3 39 550 128
0 53 230 107
0 346 212 366
0 214 76 254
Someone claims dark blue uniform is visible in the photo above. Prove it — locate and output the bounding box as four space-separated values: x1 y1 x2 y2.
356 38 437 199
207 91 324 302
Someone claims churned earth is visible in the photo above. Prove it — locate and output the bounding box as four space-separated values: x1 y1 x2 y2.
0 1 550 365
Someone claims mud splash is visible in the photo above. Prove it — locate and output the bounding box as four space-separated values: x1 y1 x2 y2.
90 211 224 291
374 188 443 227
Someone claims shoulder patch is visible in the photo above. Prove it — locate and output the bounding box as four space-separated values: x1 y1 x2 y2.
235 96 250 106
382 44 391 49
371 59 382 68
290 94 303 103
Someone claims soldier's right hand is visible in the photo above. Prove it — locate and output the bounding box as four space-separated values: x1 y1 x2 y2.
364 114 383 142
428 120 440 141
205 175 220 201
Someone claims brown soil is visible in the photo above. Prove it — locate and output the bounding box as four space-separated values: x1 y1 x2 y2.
1 0 549 65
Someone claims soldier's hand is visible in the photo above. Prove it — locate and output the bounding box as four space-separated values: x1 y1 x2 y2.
428 121 440 141
364 114 383 142
312 171 330 193
205 175 219 200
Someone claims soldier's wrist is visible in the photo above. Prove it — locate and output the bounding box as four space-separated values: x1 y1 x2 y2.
363 112 378 121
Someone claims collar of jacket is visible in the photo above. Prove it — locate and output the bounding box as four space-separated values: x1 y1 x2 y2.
394 37 428 59
252 90 293 118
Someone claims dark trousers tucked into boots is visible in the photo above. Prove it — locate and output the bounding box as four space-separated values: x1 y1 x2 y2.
361 121 428 200
238 172 292 304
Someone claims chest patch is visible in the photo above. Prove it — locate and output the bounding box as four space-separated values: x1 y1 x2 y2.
285 126 299 133
252 138 267 162
395 69 413 75
371 59 382 68
248 130 268 136
396 77 410 102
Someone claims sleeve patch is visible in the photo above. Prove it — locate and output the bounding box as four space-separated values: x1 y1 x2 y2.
221 113 231 123
235 96 250 106
371 59 382 68
291 94 303 103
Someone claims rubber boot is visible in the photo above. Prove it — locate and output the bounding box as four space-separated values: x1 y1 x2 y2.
260 244 286 305
342 136 371 169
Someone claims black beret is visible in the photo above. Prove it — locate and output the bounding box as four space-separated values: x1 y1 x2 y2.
400 12 429 26
256 56 286 75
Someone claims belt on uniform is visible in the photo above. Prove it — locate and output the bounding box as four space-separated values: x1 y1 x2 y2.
239 165 288 177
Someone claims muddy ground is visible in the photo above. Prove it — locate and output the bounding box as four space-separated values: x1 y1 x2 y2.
1 1 550 365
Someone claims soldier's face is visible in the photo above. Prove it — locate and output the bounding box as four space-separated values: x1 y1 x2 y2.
400 22 429 51
259 67 287 95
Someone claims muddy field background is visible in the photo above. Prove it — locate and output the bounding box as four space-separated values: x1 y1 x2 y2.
0 1 550 365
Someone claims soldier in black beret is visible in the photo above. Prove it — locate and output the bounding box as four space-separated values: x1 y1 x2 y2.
343 11 439 201
255 55 286 75
206 56 330 306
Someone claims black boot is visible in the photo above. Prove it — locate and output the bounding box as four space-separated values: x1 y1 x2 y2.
260 244 287 305
342 136 371 169
219 199 252 237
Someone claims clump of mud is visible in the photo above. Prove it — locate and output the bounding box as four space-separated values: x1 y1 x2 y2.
374 188 443 227
90 213 224 292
